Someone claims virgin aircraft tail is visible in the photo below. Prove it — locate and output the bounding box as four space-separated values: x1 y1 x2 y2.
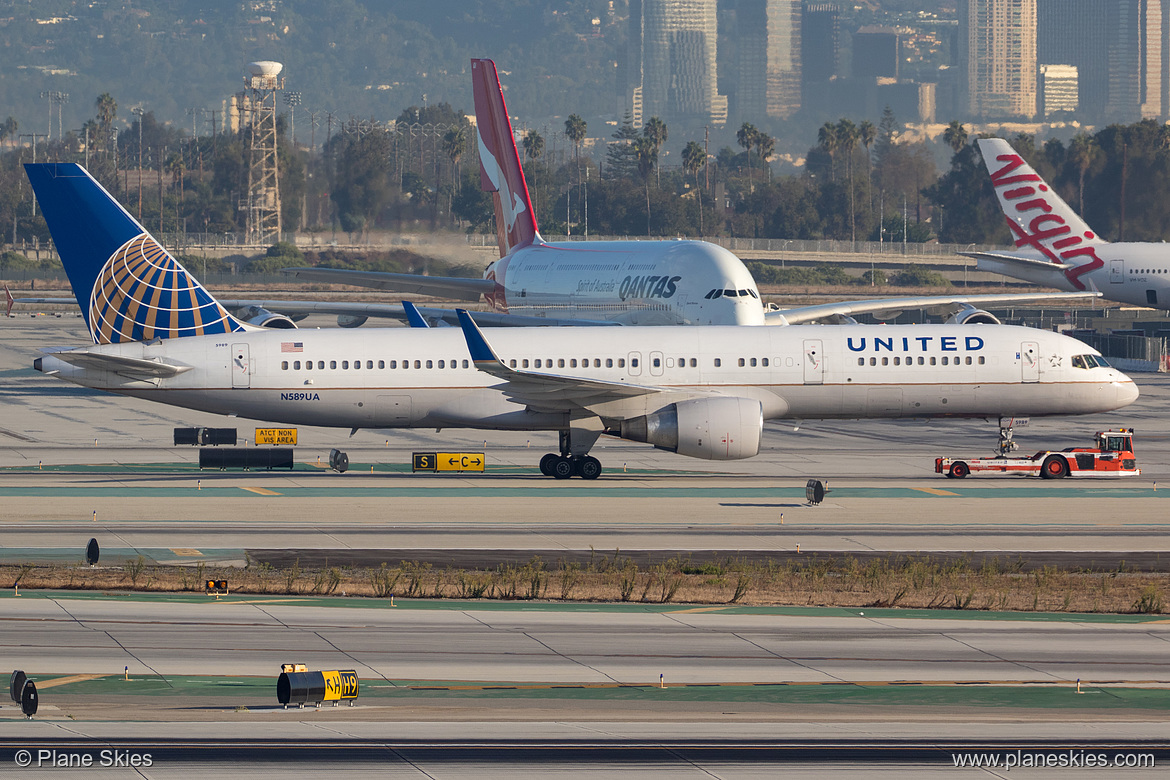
975 138 1107 290
25 163 244 345
471 58 540 256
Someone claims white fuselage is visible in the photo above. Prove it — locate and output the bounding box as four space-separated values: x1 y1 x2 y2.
488 240 765 326
980 245 1170 310
38 325 1137 440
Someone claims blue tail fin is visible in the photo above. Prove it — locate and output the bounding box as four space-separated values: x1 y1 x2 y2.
25 163 245 345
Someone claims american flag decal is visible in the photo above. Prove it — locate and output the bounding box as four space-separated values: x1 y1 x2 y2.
281 342 303 353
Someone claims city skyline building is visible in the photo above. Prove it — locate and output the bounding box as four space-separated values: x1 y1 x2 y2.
958 0 1038 119
1105 0 1164 121
1039 63 1080 115
1037 0 1109 121
735 0 802 122
853 25 901 80
801 1 840 111
630 0 728 128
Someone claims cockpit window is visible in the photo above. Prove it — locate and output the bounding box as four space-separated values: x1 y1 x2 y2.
1091 355 1110 368
1072 355 1087 370
705 289 722 299
1073 354 1109 369
724 289 738 297
747 289 759 299
738 289 749 297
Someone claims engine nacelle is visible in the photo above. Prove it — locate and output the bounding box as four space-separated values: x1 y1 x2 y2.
945 306 999 325
617 397 762 460
337 314 368 328
240 306 297 329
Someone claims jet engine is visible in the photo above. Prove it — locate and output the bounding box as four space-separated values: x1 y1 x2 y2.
944 306 1000 325
239 306 297 329
337 314 368 328
616 397 762 460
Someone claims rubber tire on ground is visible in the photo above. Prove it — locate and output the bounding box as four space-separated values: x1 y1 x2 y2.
577 456 602 480
949 462 970 479
539 453 558 477
552 456 575 480
1040 455 1069 479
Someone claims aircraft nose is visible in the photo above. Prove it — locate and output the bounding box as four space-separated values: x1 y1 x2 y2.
1117 379 1140 407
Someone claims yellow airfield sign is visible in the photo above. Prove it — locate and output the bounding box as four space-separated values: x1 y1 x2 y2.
322 670 359 701
255 428 298 445
412 452 485 472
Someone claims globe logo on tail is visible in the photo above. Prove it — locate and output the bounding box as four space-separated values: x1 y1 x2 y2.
89 234 243 344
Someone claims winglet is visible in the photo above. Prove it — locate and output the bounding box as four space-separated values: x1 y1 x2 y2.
4 285 12 318
456 309 502 366
402 300 430 328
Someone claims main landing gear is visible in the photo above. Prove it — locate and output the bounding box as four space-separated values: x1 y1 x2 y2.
539 452 602 480
538 424 604 480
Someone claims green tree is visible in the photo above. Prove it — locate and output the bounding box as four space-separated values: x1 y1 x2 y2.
837 119 859 242
604 113 639 180
737 122 758 190
634 136 657 234
942 120 968 154
564 114 587 164
331 127 394 237
643 116 668 186
441 125 468 219
522 129 544 165
682 140 706 234
1068 133 1097 215
817 121 839 182
0 116 17 148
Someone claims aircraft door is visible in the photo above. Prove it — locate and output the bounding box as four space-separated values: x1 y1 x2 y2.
649 351 664 376
232 344 250 388
1021 341 1040 382
1110 259 1124 284
803 339 824 385
628 352 642 376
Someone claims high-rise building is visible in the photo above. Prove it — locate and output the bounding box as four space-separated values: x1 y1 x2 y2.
629 0 727 127
802 2 840 109
1037 0 1108 122
1106 0 1164 120
852 25 900 80
1039 64 1080 115
958 0 1038 119
736 0 802 121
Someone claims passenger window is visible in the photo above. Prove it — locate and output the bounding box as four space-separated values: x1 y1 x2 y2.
424 360 431 369
714 358 721 367
330 360 337 369
654 357 662 368
631 358 638 367
559 359 565 368
893 357 900 365
305 361 312 370
941 357 948 366
341 361 348 369
965 356 972 365
282 361 288 370
570 359 577 368
293 361 301 369
510 359 517 368
606 358 613 368
869 357 876 366
738 358 745 367
462 360 469 368
930 357 937 365
367 360 374 369
594 359 601 367
881 357 888 366
414 360 421 369
918 357 925 365
535 359 542 368
978 356 985 365
762 358 768 367
378 360 385 369
523 359 530 368
690 358 697 367
858 357 864 366
750 358 757 367
402 360 409 369
438 360 445 369
389 360 396 369
618 358 625 368
353 360 360 369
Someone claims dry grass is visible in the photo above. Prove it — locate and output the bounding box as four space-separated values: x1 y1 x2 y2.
4 555 1169 615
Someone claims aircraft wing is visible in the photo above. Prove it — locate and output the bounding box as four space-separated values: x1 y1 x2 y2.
958 251 1072 270
456 309 663 411
216 299 619 328
282 267 495 301
765 291 1100 325
48 350 192 379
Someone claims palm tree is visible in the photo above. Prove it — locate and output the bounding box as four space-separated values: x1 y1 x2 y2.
634 137 657 235
756 133 775 182
837 119 859 243
942 120 968 154
565 114 587 231
165 152 185 202
643 116 668 186
682 140 706 235
859 119 876 208
818 121 839 182
737 122 757 191
522 129 544 216
442 125 468 220
1068 133 1097 215
95 93 117 152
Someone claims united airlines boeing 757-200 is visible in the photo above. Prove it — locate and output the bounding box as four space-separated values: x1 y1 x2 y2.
25 162 1137 478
